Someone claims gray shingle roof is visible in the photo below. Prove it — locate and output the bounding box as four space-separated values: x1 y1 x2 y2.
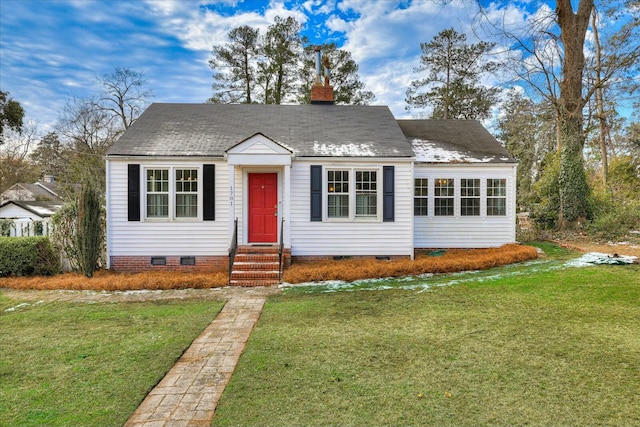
1 182 61 202
398 120 516 164
107 103 415 158
0 200 62 218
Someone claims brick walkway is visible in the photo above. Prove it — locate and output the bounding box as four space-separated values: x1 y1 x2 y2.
125 296 267 427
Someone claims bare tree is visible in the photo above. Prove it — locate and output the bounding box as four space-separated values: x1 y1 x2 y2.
0 121 40 192
95 67 153 131
482 0 639 227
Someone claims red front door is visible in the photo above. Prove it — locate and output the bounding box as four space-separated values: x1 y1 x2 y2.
248 173 278 243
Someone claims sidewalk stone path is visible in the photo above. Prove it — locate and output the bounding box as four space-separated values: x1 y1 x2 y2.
125 296 266 427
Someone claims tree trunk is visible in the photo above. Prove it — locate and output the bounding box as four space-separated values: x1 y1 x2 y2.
556 0 594 227
591 10 609 184
557 114 591 227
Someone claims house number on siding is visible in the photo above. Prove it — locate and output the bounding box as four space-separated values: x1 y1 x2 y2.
229 185 234 205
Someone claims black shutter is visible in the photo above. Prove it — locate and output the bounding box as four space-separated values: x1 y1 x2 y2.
310 165 322 221
203 164 215 221
127 164 140 221
383 166 394 222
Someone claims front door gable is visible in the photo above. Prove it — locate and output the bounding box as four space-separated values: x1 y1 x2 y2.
226 133 293 165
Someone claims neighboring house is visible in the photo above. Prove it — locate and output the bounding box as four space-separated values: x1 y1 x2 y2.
0 176 63 237
105 89 517 281
1 177 61 203
0 200 62 237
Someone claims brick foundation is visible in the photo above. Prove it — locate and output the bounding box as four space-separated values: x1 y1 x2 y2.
109 256 228 273
291 254 411 264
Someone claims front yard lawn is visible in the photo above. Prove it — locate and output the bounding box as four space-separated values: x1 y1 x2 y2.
0 298 223 426
213 263 640 426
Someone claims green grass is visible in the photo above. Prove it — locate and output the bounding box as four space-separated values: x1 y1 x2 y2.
0 297 224 426
214 263 640 426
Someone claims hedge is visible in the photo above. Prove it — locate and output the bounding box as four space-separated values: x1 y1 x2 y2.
0 237 61 277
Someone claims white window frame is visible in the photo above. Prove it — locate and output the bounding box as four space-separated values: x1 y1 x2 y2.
414 178 428 216
434 178 455 216
325 167 382 222
460 178 481 216
143 166 202 221
486 178 507 216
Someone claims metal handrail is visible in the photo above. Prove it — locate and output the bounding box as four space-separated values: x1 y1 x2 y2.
228 218 238 283
278 218 285 282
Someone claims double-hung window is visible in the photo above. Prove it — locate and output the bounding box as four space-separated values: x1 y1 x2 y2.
414 178 428 216
460 179 480 216
327 170 349 218
327 168 379 220
147 169 169 218
355 171 377 218
145 167 200 220
175 169 198 218
434 178 454 216
487 179 507 216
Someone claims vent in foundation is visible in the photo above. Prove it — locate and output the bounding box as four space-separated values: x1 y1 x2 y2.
151 257 166 266
180 256 196 266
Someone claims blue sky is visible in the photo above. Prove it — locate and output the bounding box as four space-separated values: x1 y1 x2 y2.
1 0 562 132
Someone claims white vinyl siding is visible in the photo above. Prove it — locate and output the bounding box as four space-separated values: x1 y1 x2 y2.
413 164 517 248
107 159 229 257
290 160 413 257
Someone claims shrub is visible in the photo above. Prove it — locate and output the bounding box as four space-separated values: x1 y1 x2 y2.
77 183 102 278
50 202 80 271
588 198 640 240
283 244 538 284
1 270 228 291
0 237 61 277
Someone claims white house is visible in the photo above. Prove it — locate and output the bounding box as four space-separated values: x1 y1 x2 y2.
105 77 517 285
0 177 63 237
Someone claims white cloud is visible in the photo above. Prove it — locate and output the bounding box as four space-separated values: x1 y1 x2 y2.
326 14 351 32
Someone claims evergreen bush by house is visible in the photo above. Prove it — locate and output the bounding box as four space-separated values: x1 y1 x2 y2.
77 183 102 278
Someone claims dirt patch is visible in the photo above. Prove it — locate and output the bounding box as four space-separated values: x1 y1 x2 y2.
556 240 640 258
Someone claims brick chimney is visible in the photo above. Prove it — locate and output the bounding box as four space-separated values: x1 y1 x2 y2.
311 46 334 105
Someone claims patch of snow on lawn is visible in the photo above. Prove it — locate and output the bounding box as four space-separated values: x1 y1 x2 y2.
4 302 30 312
565 252 637 267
